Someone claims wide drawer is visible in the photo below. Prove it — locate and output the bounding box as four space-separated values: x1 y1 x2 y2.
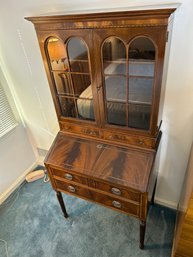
55 179 140 217
103 131 155 149
51 167 140 203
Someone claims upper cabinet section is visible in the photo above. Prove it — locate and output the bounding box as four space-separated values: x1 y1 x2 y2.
26 8 175 146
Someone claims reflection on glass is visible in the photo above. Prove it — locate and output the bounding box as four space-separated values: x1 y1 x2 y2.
47 37 68 70
103 37 127 126
128 104 151 130
58 97 76 117
67 38 89 72
103 37 126 75
107 101 126 126
71 74 91 97
129 77 153 104
76 98 95 121
103 37 126 62
129 37 155 60
53 72 73 96
105 76 126 102
128 37 155 130
129 60 154 77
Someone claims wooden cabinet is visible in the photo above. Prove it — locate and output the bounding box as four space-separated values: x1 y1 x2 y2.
26 8 175 249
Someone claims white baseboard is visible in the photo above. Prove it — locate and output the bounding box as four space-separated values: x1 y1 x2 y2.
0 160 38 205
38 156 45 166
155 197 177 210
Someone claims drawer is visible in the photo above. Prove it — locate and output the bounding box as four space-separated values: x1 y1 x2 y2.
103 131 154 149
51 168 140 203
55 179 139 217
51 168 88 185
60 122 100 138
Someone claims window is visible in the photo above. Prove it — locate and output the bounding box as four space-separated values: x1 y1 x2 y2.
0 82 17 138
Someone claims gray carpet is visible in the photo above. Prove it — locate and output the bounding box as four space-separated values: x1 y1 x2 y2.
0 179 176 257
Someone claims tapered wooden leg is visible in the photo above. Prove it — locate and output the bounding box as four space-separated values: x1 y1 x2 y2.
139 220 146 249
56 191 68 218
150 178 157 205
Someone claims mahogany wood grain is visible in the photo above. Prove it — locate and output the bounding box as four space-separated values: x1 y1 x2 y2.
45 132 155 192
54 179 140 218
51 167 141 203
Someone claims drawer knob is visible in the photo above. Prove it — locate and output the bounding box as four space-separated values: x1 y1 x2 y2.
96 144 103 149
64 173 73 180
68 185 76 193
111 187 121 196
112 200 122 209
64 126 70 130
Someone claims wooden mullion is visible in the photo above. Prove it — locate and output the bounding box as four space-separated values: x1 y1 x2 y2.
126 45 129 127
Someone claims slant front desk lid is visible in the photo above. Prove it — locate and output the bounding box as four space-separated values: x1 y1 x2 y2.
45 132 155 192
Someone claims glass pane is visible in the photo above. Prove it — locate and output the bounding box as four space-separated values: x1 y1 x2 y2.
104 62 126 75
129 77 153 105
107 101 126 126
71 74 91 97
102 37 127 126
58 97 76 117
103 37 126 61
53 72 73 96
76 98 94 121
105 76 126 102
103 37 126 75
47 37 68 71
67 38 89 72
128 37 155 130
129 60 154 77
128 104 151 130
129 37 155 60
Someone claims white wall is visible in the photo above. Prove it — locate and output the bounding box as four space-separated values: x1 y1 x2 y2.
0 67 38 201
0 0 193 208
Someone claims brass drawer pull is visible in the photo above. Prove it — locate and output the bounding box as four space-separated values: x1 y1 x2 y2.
89 130 96 135
64 173 73 180
138 140 144 145
68 185 76 193
112 200 122 209
111 187 121 196
63 126 70 130
96 144 103 149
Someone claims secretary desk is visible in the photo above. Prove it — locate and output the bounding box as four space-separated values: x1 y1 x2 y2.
26 8 175 249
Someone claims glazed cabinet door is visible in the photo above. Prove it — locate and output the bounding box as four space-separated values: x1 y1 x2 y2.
37 29 100 125
93 27 167 135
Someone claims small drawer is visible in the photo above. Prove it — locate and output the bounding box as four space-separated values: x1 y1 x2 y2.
55 180 139 217
60 122 100 138
104 131 154 148
95 181 140 203
51 168 87 185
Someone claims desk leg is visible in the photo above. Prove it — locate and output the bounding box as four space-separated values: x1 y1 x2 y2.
56 191 68 218
139 220 146 249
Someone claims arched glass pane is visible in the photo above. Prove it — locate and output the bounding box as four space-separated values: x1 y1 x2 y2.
102 37 126 126
128 37 155 130
67 37 94 121
67 38 89 73
47 37 68 71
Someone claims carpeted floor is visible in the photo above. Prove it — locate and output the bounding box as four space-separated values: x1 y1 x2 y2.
0 179 176 257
